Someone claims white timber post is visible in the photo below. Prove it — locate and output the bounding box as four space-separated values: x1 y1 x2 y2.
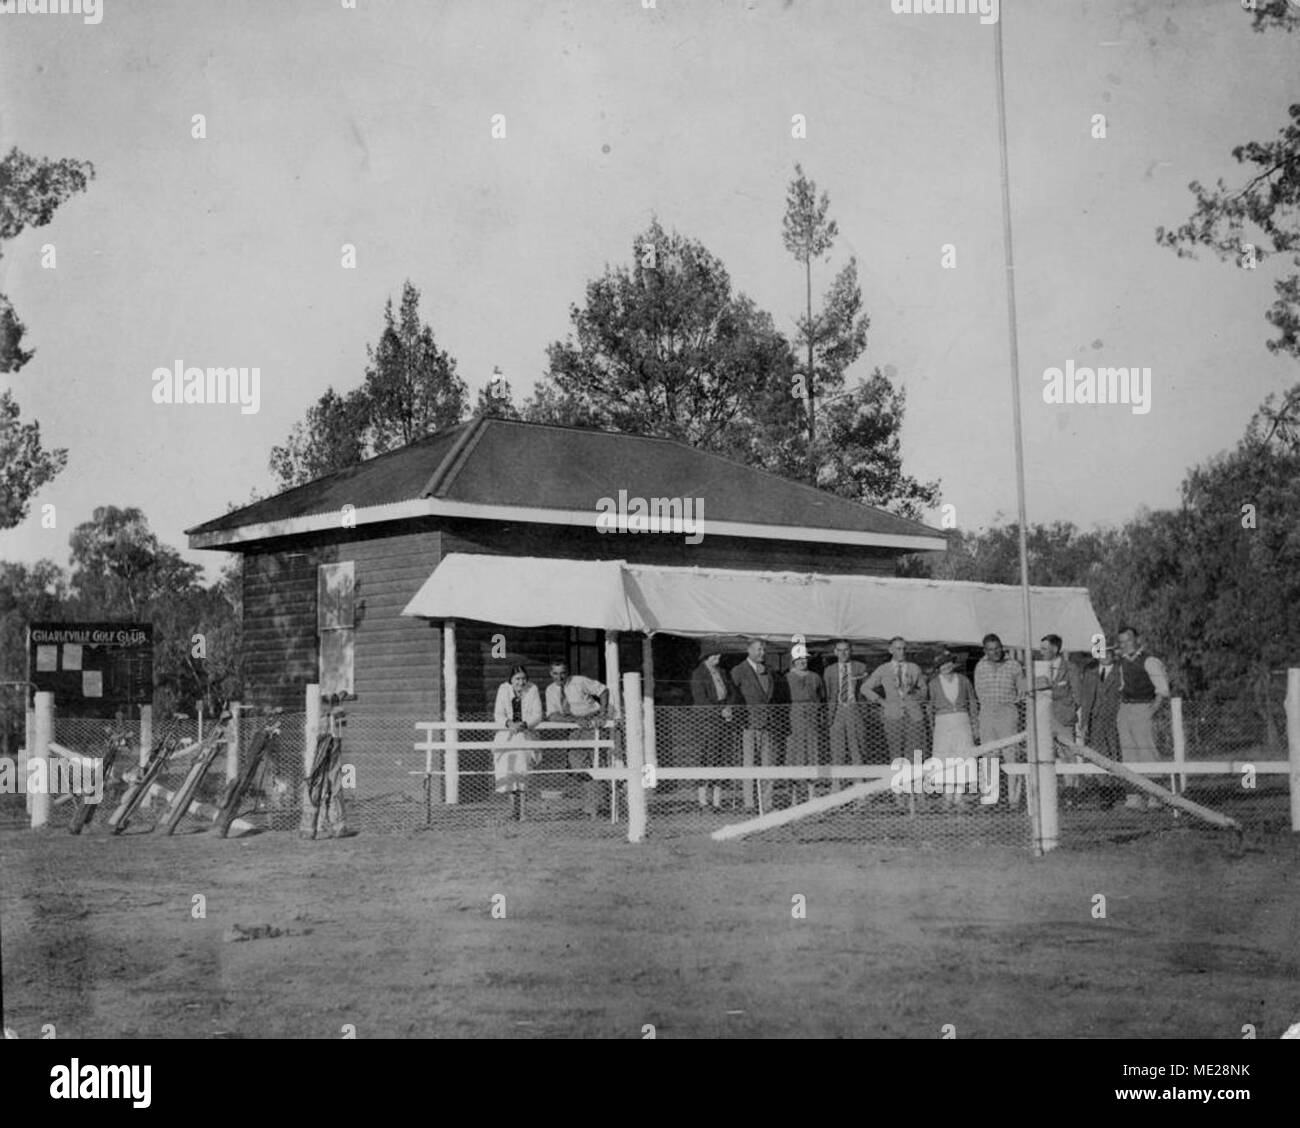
305 684 321 780
302 686 321 836
139 704 153 770
1287 669 1300 834
1034 679 1057 853
1170 696 1185 796
197 701 204 745
641 635 658 772
442 619 458 805
604 632 622 719
23 699 34 814
624 672 647 843
605 631 622 823
226 702 241 783
31 692 53 829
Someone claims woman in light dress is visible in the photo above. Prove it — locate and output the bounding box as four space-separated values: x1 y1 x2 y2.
493 665 543 820
928 650 979 808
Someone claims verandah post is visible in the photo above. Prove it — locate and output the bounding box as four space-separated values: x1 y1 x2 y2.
624 672 646 843
442 619 458 804
641 635 657 772
605 631 622 822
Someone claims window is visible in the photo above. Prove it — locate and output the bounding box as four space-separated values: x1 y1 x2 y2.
318 562 355 696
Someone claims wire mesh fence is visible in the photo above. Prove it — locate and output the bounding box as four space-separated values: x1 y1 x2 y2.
648 704 1034 848
8 681 1297 848
1055 690 1292 846
5 709 301 836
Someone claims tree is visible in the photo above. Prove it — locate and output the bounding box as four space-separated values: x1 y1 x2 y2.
0 559 69 755
1244 1 1300 36
527 220 797 449
0 390 68 528
0 146 95 526
785 369 940 520
269 387 369 490
476 369 521 420
782 164 840 452
65 506 242 716
1156 8 1300 358
918 381 1300 749
527 218 937 517
269 280 468 489
68 506 201 620
365 280 468 452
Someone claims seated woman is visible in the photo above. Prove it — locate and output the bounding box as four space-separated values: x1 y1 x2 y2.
493 665 543 820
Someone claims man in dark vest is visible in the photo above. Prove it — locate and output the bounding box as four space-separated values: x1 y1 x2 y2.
1116 625 1170 810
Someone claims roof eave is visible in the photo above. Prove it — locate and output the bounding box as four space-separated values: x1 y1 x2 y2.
187 497 948 553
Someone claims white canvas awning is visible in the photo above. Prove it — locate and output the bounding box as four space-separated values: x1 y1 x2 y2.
403 554 1104 650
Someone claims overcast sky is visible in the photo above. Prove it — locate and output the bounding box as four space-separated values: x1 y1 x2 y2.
1 0 1295 579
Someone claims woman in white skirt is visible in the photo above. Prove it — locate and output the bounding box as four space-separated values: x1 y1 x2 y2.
493 665 543 820
928 650 980 808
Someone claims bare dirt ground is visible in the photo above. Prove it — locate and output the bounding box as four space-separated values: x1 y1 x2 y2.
3 815 1298 1039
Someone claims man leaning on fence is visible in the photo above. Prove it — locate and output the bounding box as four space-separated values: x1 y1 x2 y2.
545 660 609 819
1115 626 1170 810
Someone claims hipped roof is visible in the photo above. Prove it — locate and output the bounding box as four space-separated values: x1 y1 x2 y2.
187 416 946 551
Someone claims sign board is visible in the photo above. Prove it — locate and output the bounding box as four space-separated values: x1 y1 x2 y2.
27 622 153 717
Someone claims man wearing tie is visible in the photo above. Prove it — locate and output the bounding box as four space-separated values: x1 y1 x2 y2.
823 640 868 791
730 637 782 811
1036 633 1084 793
1078 644 1122 806
545 660 608 819
863 637 928 774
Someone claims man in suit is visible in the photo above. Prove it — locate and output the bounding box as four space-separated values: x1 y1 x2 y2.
1078 644 1123 807
1036 633 1085 792
690 641 738 810
823 639 868 791
731 637 783 811
863 636 929 767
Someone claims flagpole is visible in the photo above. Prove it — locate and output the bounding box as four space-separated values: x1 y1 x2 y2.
993 11 1042 855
